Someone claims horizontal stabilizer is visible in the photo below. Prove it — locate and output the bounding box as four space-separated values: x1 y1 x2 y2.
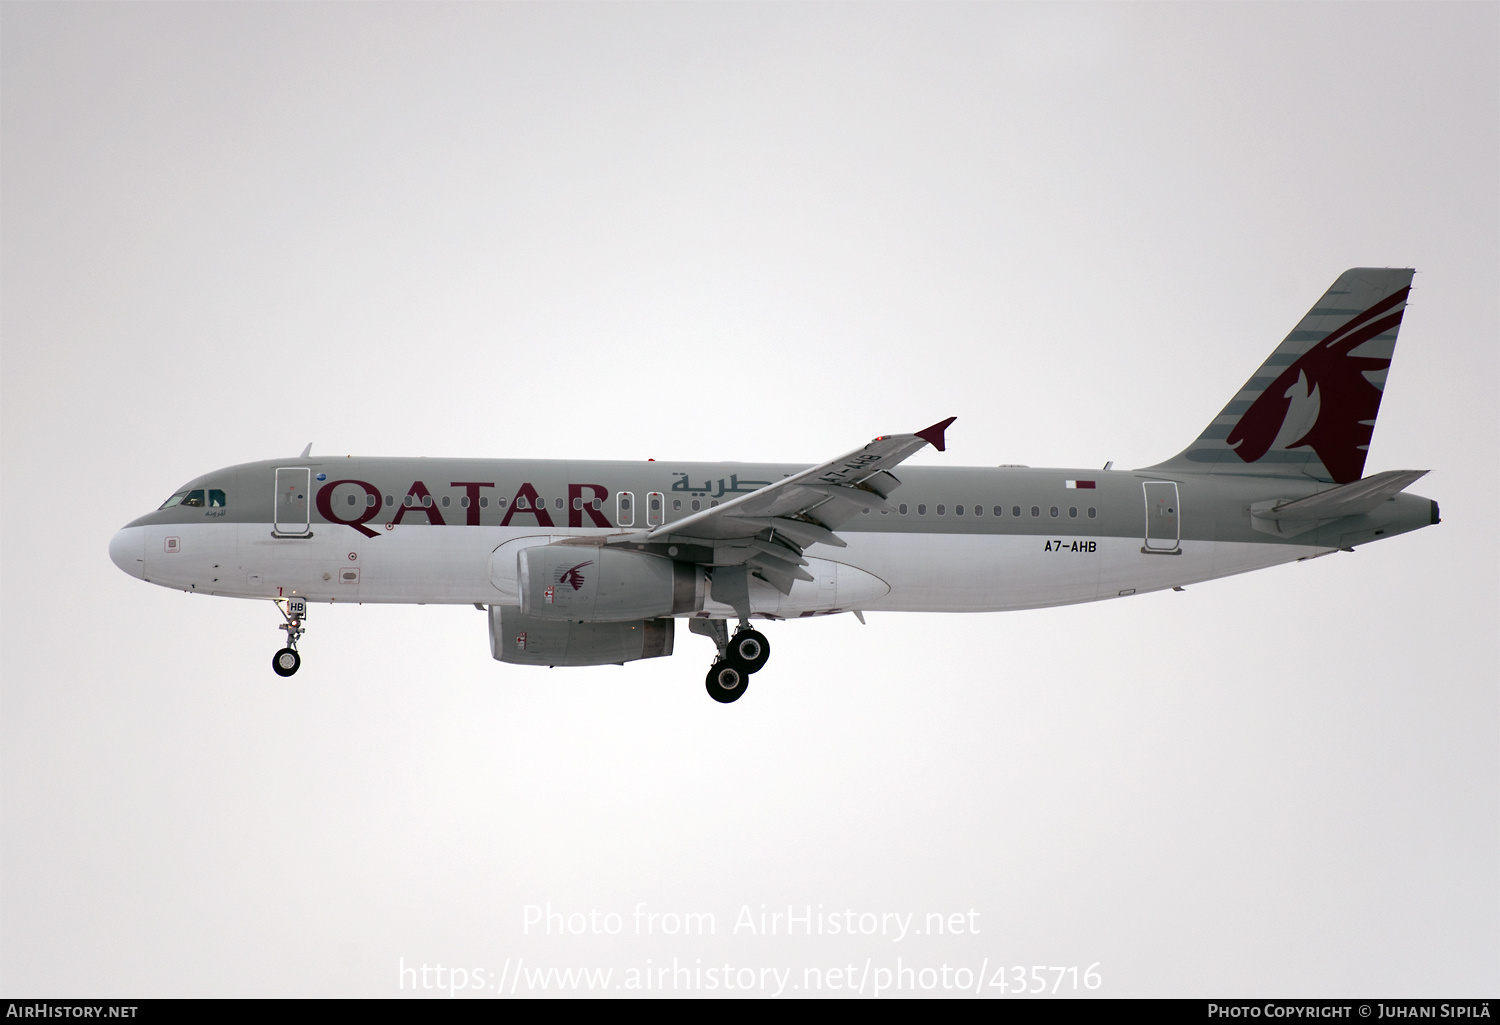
1251 469 1428 537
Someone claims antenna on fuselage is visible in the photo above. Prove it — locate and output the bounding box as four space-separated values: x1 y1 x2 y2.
299 443 312 458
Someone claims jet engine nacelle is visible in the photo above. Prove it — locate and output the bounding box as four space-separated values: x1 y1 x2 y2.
518 545 703 622
488 605 674 667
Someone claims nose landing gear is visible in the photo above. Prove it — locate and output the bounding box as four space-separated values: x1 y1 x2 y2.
272 597 306 677
691 619 771 703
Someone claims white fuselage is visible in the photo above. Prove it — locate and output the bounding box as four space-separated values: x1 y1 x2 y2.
111 518 1323 619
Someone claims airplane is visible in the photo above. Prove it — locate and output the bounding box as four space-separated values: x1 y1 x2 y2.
108 268 1438 703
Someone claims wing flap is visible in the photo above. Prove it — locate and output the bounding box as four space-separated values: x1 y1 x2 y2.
747 559 804 595
759 517 847 549
749 538 808 567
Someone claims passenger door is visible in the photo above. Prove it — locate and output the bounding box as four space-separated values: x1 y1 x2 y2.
1142 481 1181 554
273 467 313 537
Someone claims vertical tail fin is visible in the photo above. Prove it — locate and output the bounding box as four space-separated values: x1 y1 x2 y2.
1147 268 1415 484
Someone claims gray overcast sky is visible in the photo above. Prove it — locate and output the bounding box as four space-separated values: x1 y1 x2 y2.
2 2 1496 998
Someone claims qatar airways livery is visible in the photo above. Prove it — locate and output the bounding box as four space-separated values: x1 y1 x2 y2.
109 269 1437 702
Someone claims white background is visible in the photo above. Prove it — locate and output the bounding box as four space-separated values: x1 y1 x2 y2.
2 3 1495 997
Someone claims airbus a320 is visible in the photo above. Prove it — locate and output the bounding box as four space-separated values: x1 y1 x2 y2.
109 269 1438 702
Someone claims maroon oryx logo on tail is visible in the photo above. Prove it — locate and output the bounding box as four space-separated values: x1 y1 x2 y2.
1227 286 1408 484
559 561 594 591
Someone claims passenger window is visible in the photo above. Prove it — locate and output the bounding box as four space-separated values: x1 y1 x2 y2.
1031 506 1040 517
554 498 563 510
517 496 530 510
441 496 451 508
691 499 701 511
385 495 393 507
899 504 908 514
367 494 377 507
422 496 433 508
347 494 357 506
673 499 682 511
572 497 583 510
1088 507 1096 518
993 506 1002 516
1012 506 1021 517
956 505 964 516
973 505 982 516
460 496 469 508
1050 506 1059 517
209 489 226 507
1069 507 1077 518
917 504 927 515
936 505 945 515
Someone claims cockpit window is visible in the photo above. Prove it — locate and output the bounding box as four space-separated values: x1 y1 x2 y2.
160 487 223 510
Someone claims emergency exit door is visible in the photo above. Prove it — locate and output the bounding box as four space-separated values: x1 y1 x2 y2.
1142 481 1181 554
273 467 313 537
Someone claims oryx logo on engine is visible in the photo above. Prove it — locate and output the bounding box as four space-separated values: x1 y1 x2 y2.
559 561 594 591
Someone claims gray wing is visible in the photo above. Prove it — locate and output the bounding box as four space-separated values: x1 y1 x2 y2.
607 417 955 595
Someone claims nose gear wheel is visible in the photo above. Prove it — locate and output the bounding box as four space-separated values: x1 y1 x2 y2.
272 647 301 677
271 597 306 677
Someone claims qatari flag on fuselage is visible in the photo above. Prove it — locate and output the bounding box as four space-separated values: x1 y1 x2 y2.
1064 480 1095 489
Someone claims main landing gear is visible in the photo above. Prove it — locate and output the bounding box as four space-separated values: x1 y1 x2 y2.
727 628 770 674
272 596 306 677
693 620 771 703
705 660 748 703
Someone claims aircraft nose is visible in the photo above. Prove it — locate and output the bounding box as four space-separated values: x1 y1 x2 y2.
109 526 145 579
